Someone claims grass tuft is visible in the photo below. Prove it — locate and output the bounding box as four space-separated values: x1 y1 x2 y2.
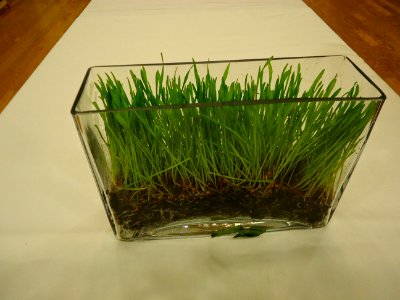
93 59 378 204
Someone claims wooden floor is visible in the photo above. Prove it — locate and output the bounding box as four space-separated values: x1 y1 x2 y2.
0 0 90 112
304 0 400 96
0 0 399 112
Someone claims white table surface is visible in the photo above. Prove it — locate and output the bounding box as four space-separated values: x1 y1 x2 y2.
1 0 400 299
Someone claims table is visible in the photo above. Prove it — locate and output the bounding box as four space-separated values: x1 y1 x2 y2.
1 0 399 299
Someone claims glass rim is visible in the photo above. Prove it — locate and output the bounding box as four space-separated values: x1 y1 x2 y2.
71 55 387 115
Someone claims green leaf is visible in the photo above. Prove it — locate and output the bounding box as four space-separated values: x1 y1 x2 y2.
211 226 268 238
211 226 243 237
234 226 267 238
222 63 230 82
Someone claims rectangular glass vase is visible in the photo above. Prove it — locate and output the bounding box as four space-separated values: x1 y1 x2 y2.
71 55 385 240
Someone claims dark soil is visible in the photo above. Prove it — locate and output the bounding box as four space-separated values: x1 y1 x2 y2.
108 182 331 236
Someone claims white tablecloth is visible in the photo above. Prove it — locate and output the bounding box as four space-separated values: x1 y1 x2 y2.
1 0 399 299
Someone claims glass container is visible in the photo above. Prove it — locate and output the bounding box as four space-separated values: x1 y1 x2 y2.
71 56 385 240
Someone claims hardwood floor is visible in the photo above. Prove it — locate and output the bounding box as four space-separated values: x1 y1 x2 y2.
0 0 399 112
0 0 90 112
304 0 400 97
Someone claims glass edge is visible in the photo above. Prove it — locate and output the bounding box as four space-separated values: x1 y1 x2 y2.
71 67 92 115
72 96 385 115
344 56 386 102
82 54 340 69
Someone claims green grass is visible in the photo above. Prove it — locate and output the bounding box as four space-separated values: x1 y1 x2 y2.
93 59 378 201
